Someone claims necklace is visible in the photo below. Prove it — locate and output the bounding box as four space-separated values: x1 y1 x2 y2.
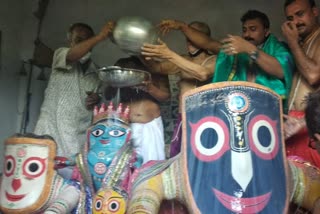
188 49 205 57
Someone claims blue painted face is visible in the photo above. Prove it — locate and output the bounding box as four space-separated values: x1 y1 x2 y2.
89 122 129 151
183 85 288 214
87 119 130 191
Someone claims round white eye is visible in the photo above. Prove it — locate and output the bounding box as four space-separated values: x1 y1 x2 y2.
4 155 15 177
248 115 279 160
94 198 103 211
190 117 229 162
109 129 125 137
108 200 120 212
91 128 104 137
23 157 46 178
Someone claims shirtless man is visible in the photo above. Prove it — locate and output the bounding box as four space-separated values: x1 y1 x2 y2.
282 0 320 167
141 21 217 157
103 56 170 164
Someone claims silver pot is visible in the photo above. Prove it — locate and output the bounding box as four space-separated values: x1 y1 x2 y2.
98 66 151 88
112 16 158 55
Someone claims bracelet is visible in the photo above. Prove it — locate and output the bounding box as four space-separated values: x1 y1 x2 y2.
249 50 259 61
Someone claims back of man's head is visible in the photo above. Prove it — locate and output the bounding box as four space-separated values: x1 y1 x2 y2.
114 56 147 70
188 21 211 36
67 23 94 40
284 0 316 9
241 10 270 29
305 89 320 138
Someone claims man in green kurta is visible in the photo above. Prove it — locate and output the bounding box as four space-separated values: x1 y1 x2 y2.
213 10 294 112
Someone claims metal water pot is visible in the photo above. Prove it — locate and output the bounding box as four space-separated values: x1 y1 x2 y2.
112 16 158 55
98 66 151 88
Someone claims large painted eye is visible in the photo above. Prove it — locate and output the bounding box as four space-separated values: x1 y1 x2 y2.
109 129 125 137
94 198 103 211
248 115 279 160
23 157 46 178
91 128 105 137
4 155 15 177
190 116 230 162
108 200 120 212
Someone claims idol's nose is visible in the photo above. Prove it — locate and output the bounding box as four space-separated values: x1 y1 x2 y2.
12 178 22 192
231 150 253 192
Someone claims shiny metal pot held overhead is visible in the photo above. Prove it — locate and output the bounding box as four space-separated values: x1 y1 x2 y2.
112 16 158 56
98 66 151 88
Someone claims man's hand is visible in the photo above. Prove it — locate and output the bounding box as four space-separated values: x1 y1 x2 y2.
141 39 174 60
314 133 320 144
133 79 153 93
281 21 299 44
221 34 256 55
85 91 101 110
158 19 186 35
283 114 306 139
97 21 115 41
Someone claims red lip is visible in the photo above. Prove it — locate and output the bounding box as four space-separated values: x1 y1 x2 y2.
99 139 110 144
213 188 271 213
6 191 26 202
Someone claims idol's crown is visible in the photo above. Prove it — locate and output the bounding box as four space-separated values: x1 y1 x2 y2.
93 102 130 124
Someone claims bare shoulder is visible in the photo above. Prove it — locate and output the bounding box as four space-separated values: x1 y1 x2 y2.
202 55 217 69
205 55 217 63
181 54 192 60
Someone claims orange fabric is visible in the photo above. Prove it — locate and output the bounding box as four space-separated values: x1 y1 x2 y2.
285 110 320 168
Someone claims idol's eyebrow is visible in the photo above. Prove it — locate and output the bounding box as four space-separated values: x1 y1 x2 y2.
110 196 123 199
97 194 105 199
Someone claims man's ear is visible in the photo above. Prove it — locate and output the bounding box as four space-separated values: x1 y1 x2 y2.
264 28 271 37
314 133 320 142
312 7 319 17
67 32 72 43
67 32 75 47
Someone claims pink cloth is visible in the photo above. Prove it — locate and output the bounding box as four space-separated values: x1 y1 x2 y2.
71 166 82 181
285 110 320 168
170 114 182 158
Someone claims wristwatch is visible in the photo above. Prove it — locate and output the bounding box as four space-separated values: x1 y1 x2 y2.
249 50 259 61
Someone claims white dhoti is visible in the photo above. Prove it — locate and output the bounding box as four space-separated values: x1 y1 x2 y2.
131 116 165 164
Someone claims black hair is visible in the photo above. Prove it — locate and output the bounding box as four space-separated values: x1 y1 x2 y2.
241 10 270 29
104 57 157 104
12 133 55 141
305 89 320 138
67 23 94 39
114 56 147 70
188 21 211 36
284 0 316 9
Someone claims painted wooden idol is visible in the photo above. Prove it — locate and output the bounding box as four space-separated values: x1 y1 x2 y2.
0 134 79 213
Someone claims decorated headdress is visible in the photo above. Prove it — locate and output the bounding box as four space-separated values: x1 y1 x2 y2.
92 102 130 124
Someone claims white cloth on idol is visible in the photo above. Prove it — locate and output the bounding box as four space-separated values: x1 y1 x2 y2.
34 47 100 158
131 116 165 164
